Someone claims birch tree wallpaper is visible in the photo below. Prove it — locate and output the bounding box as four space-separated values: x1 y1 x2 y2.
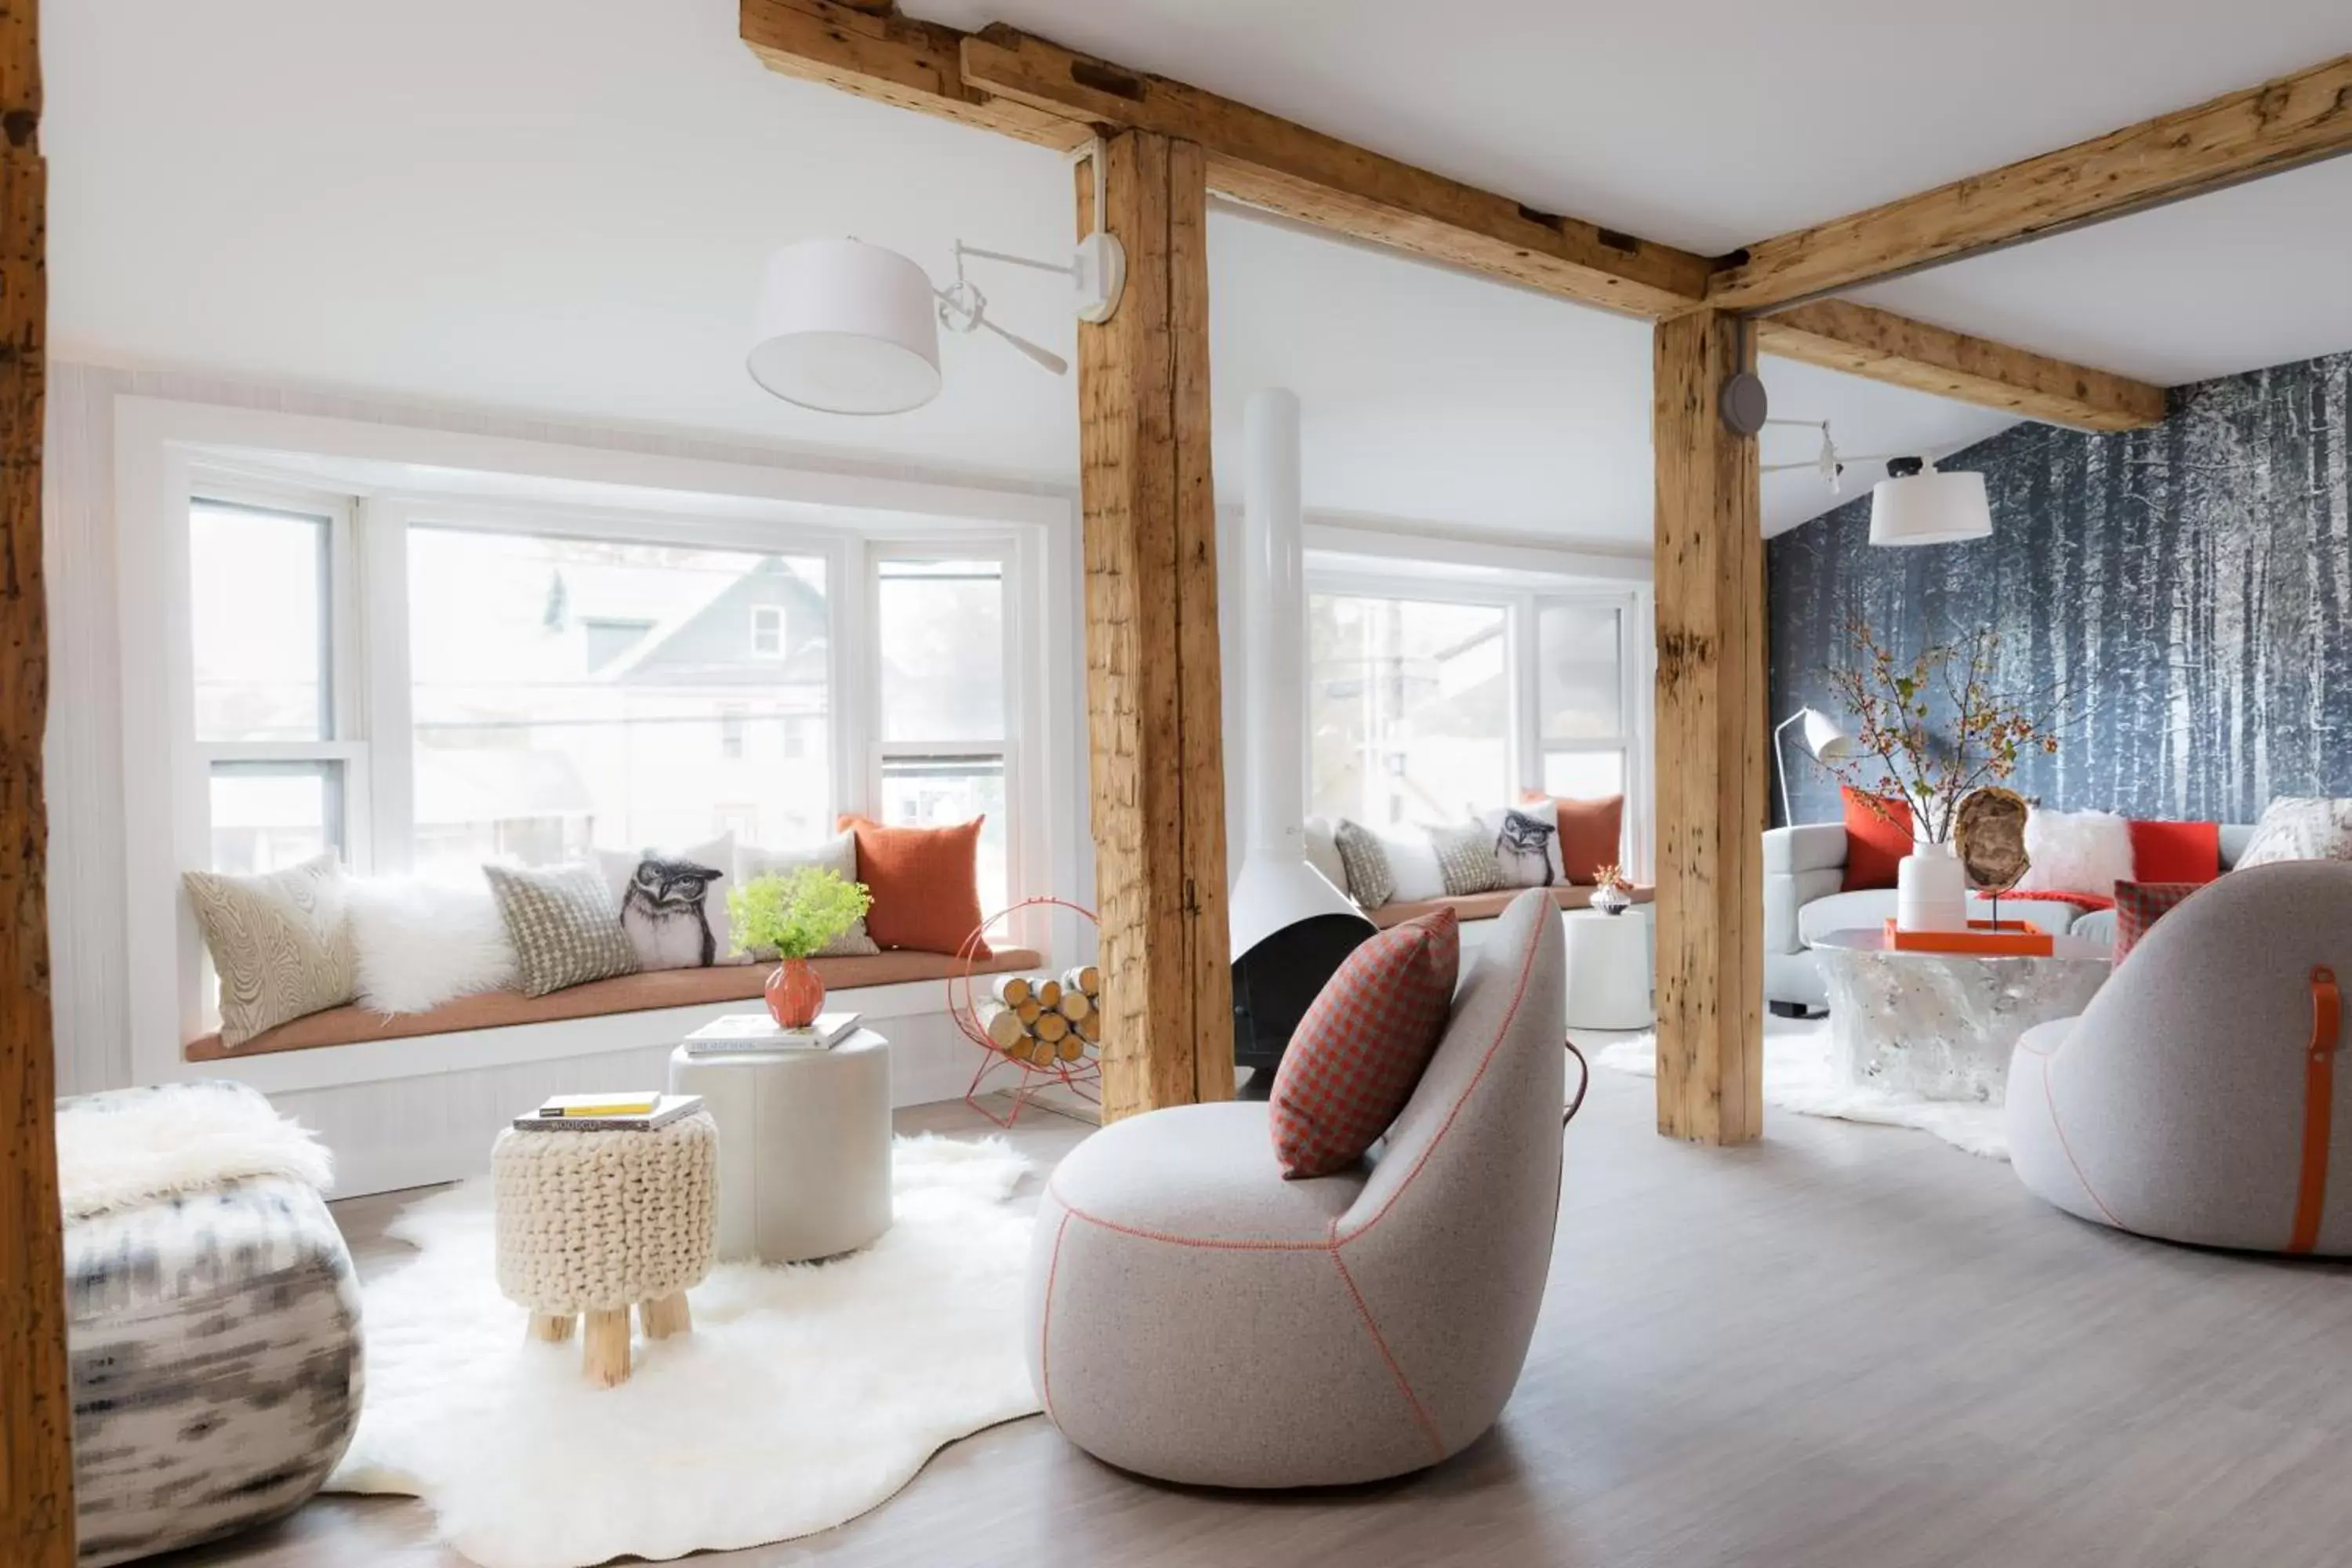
1769 349 2352 826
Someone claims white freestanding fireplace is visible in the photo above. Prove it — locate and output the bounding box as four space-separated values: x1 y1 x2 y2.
1227 389 1376 1094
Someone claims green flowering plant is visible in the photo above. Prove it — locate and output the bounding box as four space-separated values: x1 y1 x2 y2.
728 866 874 961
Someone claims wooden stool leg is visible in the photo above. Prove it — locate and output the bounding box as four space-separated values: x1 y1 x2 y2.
582 1308 632 1388
640 1292 692 1341
528 1312 576 1345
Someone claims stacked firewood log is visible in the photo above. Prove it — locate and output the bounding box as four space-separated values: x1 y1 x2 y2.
975 965 1102 1065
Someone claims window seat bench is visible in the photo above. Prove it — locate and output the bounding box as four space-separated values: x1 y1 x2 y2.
184 947 1045 1062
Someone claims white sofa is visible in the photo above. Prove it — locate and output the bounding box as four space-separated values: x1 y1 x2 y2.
1762 821 2259 1013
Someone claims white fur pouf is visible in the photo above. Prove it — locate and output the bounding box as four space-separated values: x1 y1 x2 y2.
329 1134 1038 1568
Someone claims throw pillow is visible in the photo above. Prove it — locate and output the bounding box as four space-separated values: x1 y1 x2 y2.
735 831 881 958
2236 797 2352 869
1301 815 1350 898
347 875 519 1014
2016 808 2135 900
182 852 359 1048
483 862 640 998
1333 819 1393 909
2113 880 2203 962
1523 790 1625 885
1428 821 1502 896
837 815 990 956
1268 908 1461 1180
1481 806 1565 888
1841 788 1912 891
2127 819 2221 885
596 834 738 971
1373 823 1446 903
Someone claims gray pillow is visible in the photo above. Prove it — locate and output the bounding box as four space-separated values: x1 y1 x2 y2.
182 852 358 1047
735 831 882 958
2236 797 2352 869
1429 821 1501 896
1333 819 1393 909
483 863 640 997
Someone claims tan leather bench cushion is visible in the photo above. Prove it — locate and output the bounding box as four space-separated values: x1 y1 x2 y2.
184 948 1044 1062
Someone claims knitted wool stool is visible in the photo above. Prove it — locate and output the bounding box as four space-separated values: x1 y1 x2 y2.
492 1112 718 1388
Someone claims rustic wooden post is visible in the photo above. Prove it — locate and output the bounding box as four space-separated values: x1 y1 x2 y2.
1652 309 1766 1145
0 0 71 1559
1075 129 1234 1120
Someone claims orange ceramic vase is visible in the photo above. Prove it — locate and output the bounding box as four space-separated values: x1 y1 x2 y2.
766 957 826 1029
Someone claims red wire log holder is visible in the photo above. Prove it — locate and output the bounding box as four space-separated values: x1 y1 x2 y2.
949 896 1102 1128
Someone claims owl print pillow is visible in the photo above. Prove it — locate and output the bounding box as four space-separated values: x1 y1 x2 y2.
1479 808 1566 889
596 833 739 971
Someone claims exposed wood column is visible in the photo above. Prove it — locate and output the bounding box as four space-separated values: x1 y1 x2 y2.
1077 129 1234 1120
1652 310 1766 1145
0 0 70 1560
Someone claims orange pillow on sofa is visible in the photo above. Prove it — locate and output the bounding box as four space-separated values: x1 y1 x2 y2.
1842 787 1912 891
2127 819 2221 884
837 815 990 958
1521 791 1624 884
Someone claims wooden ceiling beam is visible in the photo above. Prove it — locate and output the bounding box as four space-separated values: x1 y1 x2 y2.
1756 301 2165 433
1709 53 2352 312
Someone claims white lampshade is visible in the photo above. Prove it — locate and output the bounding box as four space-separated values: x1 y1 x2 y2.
1869 465 1991 546
748 238 942 416
1799 707 1854 762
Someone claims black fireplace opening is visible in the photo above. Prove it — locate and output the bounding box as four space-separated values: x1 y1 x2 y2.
1232 911 1377 1098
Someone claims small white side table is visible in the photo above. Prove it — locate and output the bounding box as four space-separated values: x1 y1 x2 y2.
1562 906 1654 1030
666 1023 893 1265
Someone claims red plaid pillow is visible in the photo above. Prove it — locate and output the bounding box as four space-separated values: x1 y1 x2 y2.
1268 909 1460 1179
2113 880 2201 961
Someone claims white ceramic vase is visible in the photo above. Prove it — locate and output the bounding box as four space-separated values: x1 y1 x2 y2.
1896 839 1969 932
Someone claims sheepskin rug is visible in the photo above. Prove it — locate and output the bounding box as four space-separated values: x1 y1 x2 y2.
55 1079 336 1218
328 1134 1040 1568
1590 1015 2009 1160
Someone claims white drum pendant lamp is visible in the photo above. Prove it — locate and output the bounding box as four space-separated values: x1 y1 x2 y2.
1869 461 1992 546
747 238 942 416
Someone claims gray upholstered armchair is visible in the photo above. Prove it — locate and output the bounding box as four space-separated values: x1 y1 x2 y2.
2006 860 2352 1254
1024 888 1566 1486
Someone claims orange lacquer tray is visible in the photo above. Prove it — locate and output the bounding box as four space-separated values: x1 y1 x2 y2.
1880 918 2054 956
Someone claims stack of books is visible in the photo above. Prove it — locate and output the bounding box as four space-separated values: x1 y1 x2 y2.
682 1011 862 1056
512 1091 703 1133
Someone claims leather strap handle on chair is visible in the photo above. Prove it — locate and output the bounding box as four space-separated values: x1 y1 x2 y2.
2289 966 2341 1255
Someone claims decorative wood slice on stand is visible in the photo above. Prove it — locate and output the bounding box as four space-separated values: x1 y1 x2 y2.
1955 787 2032 895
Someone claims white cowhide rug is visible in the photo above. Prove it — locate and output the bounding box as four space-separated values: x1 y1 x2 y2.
1591 1015 2009 1160
328 1134 1040 1568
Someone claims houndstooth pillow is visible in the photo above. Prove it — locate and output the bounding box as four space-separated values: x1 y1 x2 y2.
1332 819 1393 909
484 863 639 997
2236 797 2352 869
1428 821 1501 896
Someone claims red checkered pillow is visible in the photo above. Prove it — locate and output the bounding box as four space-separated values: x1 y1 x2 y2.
1268 909 1461 1179
2113 880 2202 961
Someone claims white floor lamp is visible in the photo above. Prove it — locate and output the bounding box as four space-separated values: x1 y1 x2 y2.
1773 707 1854 825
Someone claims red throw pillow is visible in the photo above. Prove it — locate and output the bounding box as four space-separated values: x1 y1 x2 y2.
2128 819 2221 885
1522 790 1625 884
1268 909 1461 1180
837 815 990 957
1842 787 1913 891
2113 880 2201 962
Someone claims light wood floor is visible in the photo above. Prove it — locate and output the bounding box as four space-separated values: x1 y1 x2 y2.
160 1063 2352 1568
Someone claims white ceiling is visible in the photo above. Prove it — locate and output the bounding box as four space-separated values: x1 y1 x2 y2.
43 0 2352 549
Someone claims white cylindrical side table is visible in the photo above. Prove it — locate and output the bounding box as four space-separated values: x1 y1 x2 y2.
666 1025 893 1264
1562 907 1655 1030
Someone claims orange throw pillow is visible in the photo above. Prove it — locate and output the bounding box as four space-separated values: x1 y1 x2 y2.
837 815 990 958
1522 790 1624 884
1841 787 1912 891
2127 819 2221 885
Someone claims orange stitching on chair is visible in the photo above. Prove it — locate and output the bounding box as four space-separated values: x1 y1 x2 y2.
1328 1239 1447 1461
1049 1189 1335 1251
2289 966 2341 1255
1039 1209 1071 1422
2037 1044 2123 1229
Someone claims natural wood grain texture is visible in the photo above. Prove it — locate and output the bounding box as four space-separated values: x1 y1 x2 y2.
1652 311 1766 1145
639 1293 691 1341
582 1309 631 1389
1076 131 1230 1121
1710 52 2352 310
0 0 67 1555
961 27 1711 320
528 1312 575 1345
738 0 1089 151
1757 300 2166 432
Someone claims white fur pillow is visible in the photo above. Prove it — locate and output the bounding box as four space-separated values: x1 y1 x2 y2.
2015 808 2135 899
1373 824 1447 903
347 875 521 1014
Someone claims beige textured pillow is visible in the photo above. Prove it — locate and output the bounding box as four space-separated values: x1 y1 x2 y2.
735 831 880 958
484 862 639 997
2237 797 2352 869
183 853 359 1047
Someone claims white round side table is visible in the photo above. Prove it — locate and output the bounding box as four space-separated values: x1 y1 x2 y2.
666 1025 893 1264
1562 907 1655 1029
